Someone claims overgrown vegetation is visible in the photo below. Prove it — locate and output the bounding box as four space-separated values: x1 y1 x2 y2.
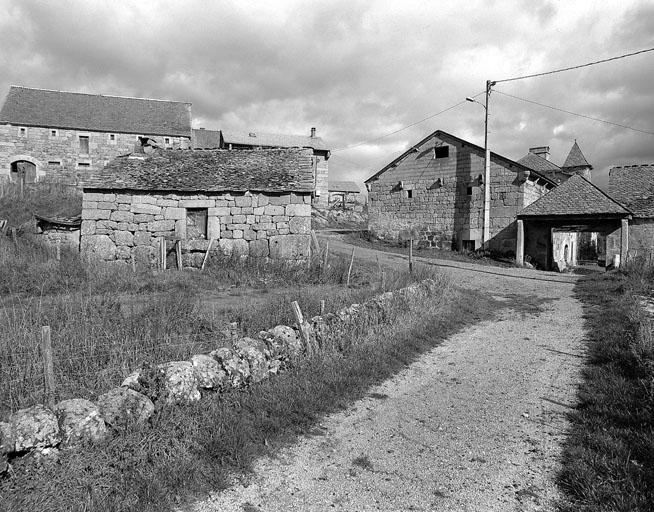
0 181 82 229
558 261 654 511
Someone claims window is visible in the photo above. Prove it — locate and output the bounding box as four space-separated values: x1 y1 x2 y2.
50 129 58 137
434 146 449 159
462 240 475 251
48 160 62 166
164 137 171 145
407 189 413 199
186 209 208 239
18 127 26 136
79 135 90 154
10 161 36 184
108 133 117 144
467 186 473 195
77 161 91 169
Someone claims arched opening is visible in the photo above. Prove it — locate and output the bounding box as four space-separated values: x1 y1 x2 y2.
10 160 37 185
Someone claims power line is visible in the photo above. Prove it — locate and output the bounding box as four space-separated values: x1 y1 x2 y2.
332 99 474 152
496 46 654 83
495 90 654 136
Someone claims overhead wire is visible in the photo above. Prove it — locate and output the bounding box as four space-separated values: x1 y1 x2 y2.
495 90 654 136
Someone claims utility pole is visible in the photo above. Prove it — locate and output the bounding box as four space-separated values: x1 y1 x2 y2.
482 79 495 249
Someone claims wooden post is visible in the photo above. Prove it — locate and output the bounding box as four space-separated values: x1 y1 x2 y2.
320 300 325 316
409 237 414 273
131 252 137 273
11 227 19 254
311 230 321 255
381 271 386 291
346 246 355 286
291 300 313 356
176 240 183 270
41 326 55 407
159 238 166 270
55 240 61 261
516 219 525 266
322 240 329 269
202 238 215 270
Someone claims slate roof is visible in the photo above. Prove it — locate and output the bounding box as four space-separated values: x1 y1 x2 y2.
518 174 630 217
609 164 654 217
82 148 315 193
329 181 360 193
0 86 192 137
192 128 221 149
221 129 329 151
517 152 562 173
365 129 557 187
562 141 592 169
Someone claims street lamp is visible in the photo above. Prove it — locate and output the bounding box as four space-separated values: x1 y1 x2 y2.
466 80 495 250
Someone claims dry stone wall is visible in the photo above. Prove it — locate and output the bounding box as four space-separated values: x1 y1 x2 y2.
0 280 440 474
80 190 312 266
0 124 190 185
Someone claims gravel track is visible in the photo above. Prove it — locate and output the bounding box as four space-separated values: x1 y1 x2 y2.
189 237 585 512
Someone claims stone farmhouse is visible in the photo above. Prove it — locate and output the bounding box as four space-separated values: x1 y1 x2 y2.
192 127 330 208
365 129 556 254
0 86 192 185
80 148 313 268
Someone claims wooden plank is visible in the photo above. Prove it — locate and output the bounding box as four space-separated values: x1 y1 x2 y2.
176 240 183 270
41 326 55 408
291 300 313 356
346 246 355 286
202 238 215 270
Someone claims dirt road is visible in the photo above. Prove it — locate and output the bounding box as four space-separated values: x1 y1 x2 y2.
190 236 585 511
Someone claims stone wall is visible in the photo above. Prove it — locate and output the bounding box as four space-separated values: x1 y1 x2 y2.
606 218 654 264
80 190 312 267
0 124 190 185
367 136 548 253
313 154 329 208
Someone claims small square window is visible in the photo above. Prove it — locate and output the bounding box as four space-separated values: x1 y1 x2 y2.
50 129 58 137
48 160 62 166
407 189 413 199
77 161 91 168
467 186 473 195
434 146 449 159
18 127 26 136
164 137 171 145
186 208 208 239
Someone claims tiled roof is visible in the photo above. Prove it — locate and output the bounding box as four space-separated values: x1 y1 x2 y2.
609 164 654 217
82 148 315 193
518 174 630 217
221 129 329 151
562 141 592 169
192 128 221 149
517 152 562 172
0 86 192 137
329 181 360 193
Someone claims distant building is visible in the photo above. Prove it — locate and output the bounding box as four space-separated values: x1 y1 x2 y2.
192 127 330 208
517 141 593 184
365 129 555 253
328 180 361 209
0 86 192 185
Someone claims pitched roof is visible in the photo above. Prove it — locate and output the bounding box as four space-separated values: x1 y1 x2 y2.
82 148 315 193
562 140 592 169
192 128 221 149
365 129 557 187
221 129 329 151
517 152 562 173
518 174 630 217
329 181 360 193
609 164 654 217
0 86 192 137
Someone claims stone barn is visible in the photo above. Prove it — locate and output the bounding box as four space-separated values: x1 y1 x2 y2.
80 148 313 268
365 129 555 253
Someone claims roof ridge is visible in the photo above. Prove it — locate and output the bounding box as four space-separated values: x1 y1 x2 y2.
610 164 654 169
8 85 192 105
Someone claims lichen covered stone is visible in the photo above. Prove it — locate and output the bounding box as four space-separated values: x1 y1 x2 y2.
97 387 154 428
55 398 108 446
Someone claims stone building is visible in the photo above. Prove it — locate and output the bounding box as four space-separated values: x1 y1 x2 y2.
607 164 654 261
516 174 631 270
0 86 192 185
192 127 330 208
80 148 313 268
517 141 593 185
365 130 555 253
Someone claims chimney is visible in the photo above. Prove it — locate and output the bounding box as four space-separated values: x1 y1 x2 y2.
310 127 316 138
529 146 550 161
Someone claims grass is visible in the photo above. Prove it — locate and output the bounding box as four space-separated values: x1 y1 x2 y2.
558 261 654 511
0 274 497 511
0 181 81 229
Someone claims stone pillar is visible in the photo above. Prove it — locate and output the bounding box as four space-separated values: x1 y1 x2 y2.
620 218 629 267
516 219 525 266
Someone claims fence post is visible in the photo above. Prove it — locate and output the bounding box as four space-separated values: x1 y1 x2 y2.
291 300 313 356
41 326 55 408
176 240 183 270
346 246 355 286
409 238 413 274
159 238 166 270
202 238 215 270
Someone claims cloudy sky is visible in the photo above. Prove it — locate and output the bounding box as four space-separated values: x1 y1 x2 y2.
1 0 653 190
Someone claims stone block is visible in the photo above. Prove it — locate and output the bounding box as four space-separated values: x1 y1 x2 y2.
258 195 270 207
147 220 175 232
97 220 118 230
235 195 252 207
81 220 96 236
97 201 117 210
134 231 151 246
246 215 256 224
81 234 116 260
273 216 289 223
264 205 285 216
84 192 115 202
207 216 220 239
164 207 186 220
243 229 256 241
132 195 158 205
82 209 111 220
253 207 265 215
114 230 134 246
180 199 215 208
218 238 249 257
269 194 291 206
210 207 231 216
82 201 98 210
175 219 187 239
286 203 311 217
289 216 311 234
230 207 242 215
269 234 310 260
232 214 246 224
157 199 178 207
118 203 131 211
131 203 161 215
232 229 244 239
110 210 134 223
116 194 132 204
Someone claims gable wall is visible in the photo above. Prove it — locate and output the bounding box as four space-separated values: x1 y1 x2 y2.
80 190 312 268
367 135 543 253
0 124 190 185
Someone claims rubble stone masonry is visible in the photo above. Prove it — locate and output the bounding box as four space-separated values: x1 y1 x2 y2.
0 124 190 184
80 190 312 267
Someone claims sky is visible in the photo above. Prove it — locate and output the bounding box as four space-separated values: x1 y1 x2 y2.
1 0 653 191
